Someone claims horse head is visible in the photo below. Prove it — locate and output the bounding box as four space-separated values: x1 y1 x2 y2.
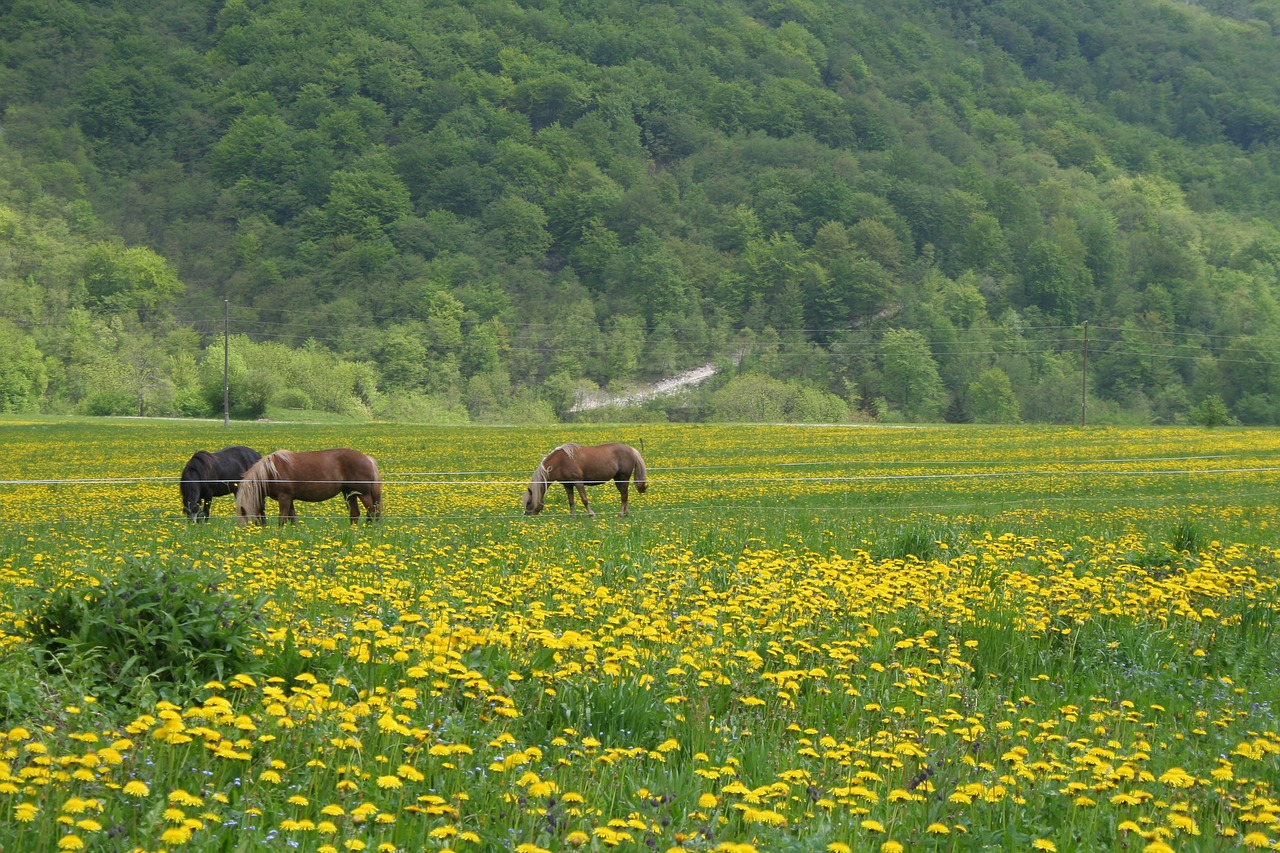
233 455 273 525
180 452 212 520
523 462 549 515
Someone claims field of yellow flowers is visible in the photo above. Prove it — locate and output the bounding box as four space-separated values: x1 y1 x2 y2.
1 418 1278 852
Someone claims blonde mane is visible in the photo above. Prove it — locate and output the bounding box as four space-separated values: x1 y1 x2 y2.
235 450 286 522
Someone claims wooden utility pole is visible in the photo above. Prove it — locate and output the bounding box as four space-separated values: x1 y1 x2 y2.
1080 321 1088 427
223 299 230 427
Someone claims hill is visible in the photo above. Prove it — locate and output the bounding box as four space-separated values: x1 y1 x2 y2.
2 0 1279 424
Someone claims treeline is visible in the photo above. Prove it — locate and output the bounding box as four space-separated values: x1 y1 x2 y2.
1 0 1279 424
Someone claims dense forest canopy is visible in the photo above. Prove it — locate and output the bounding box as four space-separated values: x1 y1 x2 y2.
2 0 1279 424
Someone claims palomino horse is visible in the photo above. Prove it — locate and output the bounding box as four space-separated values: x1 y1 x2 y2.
522 442 647 518
180 445 262 521
235 448 382 525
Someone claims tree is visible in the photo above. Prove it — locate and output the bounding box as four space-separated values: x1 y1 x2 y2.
879 328 946 422
1190 394 1234 427
968 367 1021 423
82 242 185 316
0 321 48 412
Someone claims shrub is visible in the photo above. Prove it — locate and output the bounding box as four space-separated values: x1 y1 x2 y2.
25 558 264 706
1190 394 1235 427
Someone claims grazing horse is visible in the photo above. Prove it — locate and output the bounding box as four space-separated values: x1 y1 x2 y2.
522 442 648 518
180 446 262 521
235 448 382 525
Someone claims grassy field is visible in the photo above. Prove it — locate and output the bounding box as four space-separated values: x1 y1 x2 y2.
1 417 1278 852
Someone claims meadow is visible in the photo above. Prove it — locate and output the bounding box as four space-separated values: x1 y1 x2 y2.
0 417 1278 853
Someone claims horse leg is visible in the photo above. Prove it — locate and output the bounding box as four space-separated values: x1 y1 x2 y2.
564 483 576 514
616 479 629 516
278 496 295 525
347 492 361 524
577 484 595 518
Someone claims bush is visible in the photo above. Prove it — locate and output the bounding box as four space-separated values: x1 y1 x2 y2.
275 387 314 410
25 558 264 706
1190 394 1235 427
81 390 136 416
173 386 214 418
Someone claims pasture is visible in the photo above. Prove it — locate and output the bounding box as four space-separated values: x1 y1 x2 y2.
1 418 1278 852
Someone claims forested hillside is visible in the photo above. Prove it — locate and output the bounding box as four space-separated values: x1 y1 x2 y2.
2 0 1279 424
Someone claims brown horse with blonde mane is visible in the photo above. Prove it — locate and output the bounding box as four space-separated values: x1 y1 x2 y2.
522 442 647 518
235 448 382 525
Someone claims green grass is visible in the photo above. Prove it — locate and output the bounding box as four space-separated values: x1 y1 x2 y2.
1 420 1279 851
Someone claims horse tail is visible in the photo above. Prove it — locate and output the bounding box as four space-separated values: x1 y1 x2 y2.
632 446 648 493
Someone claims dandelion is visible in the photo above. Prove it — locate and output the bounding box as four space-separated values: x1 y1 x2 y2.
1242 833 1272 848
15 802 38 821
123 780 149 797
1032 840 1056 852
925 823 950 834
827 844 852 853
881 842 905 853
161 826 193 845
861 820 886 833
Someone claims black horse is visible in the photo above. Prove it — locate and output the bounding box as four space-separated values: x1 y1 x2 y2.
180 446 262 521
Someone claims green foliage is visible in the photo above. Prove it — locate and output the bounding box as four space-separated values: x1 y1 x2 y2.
878 329 946 423
968 367 1021 424
4 0 1280 425
708 373 849 423
1190 393 1236 427
24 558 264 706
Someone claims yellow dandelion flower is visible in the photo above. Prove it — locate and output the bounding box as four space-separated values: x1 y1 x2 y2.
123 781 149 797
1242 833 1272 848
57 836 85 850
926 823 950 834
698 793 718 809
14 802 38 821
376 775 402 789
160 826 193 845
881 842 905 853
566 831 590 846
861 820 886 832
1142 843 1176 853
1032 840 1056 852
1157 768 1196 788
827 844 853 853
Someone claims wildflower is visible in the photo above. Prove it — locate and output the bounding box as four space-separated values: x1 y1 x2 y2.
1242 833 1272 848
698 793 718 809
1032 841 1056 852
881 843 905 853
926 823 950 834
376 775 402 789
1142 843 1176 853
827 844 852 853
1157 768 1196 788
160 826 193 845
861 820 886 832
123 781 149 797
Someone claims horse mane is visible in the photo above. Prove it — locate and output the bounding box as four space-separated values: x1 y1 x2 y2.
235 451 285 519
